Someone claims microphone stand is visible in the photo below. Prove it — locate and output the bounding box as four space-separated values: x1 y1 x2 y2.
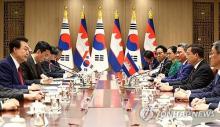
124 70 150 89
50 62 88 88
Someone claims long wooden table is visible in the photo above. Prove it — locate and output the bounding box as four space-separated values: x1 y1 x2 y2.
0 72 219 127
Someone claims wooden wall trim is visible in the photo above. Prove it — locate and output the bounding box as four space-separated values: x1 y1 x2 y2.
0 0 3 59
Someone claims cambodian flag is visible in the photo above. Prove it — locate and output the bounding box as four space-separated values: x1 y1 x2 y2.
58 8 74 69
122 53 139 77
73 11 90 71
144 10 158 51
91 9 109 72
109 13 124 72
125 10 142 69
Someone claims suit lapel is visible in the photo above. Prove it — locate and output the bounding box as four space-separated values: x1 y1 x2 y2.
190 60 205 81
28 56 39 79
7 56 20 84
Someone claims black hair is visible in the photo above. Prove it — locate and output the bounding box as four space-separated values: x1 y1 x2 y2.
143 50 154 59
50 46 60 55
9 37 28 53
168 46 177 54
155 45 167 53
188 44 204 58
33 41 51 53
212 41 220 54
177 43 189 51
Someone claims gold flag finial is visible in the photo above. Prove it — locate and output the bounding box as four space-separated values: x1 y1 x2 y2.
114 9 119 19
148 9 153 19
81 5 85 19
64 6 68 19
131 7 136 21
98 6 102 19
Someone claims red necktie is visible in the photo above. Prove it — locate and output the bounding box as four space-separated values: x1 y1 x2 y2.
18 67 24 85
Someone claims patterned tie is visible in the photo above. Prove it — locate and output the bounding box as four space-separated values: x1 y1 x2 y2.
18 66 24 85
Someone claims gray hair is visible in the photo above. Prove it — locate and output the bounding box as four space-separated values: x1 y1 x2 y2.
177 43 189 51
213 41 220 53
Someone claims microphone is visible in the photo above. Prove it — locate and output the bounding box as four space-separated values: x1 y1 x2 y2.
58 62 75 70
49 63 76 76
49 62 86 86
127 70 150 87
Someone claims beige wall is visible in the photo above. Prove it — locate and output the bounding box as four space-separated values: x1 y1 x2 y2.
0 0 3 58
25 0 193 51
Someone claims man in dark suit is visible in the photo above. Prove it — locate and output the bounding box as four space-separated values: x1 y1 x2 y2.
150 45 172 77
21 41 53 85
41 47 65 78
142 50 159 70
161 43 193 83
0 85 44 101
0 37 41 90
188 97 220 110
175 41 220 105
158 44 214 91
0 84 44 111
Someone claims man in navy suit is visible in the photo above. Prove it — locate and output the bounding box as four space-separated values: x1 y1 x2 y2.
142 50 159 70
161 43 193 83
174 41 220 110
41 47 65 78
158 44 214 91
0 37 41 90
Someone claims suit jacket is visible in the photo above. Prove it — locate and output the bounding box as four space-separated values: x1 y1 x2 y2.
0 85 27 101
171 60 214 90
21 55 44 84
159 58 172 76
143 58 160 70
0 56 28 89
167 60 182 77
205 97 220 104
205 97 220 110
189 74 220 100
50 60 65 73
161 62 193 83
152 58 172 77
41 60 64 78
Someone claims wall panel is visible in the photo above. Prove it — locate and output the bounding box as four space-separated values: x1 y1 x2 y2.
25 0 193 51
0 0 3 58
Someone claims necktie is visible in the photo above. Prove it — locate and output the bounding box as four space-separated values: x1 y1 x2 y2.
18 67 24 85
189 68 196 81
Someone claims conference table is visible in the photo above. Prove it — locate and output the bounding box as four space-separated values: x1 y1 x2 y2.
0 72 219 127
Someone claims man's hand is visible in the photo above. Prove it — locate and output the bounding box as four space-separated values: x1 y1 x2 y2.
174 90 188 100
193 103 209 111
28 83 41 91
40 78 53 85
24 92 44 101
2 99 19 110
158 83 173 92
158 73 165 78
40 74 48 79
191 98 206 107
138 70 146 74
64 72 73 78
